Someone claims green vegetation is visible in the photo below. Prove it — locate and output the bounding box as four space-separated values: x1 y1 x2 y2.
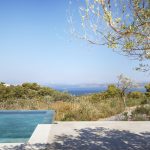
131 105 150 121
123 105 150 121
0 82 72 101
145 84 150 97
74 0 150 71
0 82 150 121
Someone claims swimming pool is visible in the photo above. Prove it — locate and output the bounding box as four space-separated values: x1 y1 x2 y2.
0 110 55 143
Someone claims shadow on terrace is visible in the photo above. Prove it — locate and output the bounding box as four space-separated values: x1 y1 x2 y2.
1 127 150 150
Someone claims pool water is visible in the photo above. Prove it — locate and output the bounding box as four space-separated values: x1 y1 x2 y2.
0 110 55 143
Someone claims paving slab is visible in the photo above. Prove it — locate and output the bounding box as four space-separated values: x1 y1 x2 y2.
0 121 150 150
47 121 150 150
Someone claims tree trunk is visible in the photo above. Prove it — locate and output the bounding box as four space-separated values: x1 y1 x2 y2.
123 96 127 109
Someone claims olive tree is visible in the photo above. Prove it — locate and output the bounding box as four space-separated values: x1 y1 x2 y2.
117 74 137 108
71 0 150 70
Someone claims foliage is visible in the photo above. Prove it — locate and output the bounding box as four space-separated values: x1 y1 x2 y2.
131 105 150 121
0 97 124 121
145 83 150 97
0 81 149 121
117 74 137 108
71 0 150 70
105 84 121 98
145 83 150 92
88 84 121 103
128 91 144 99
126 98 146 107
117 74 137 96
0 82 72 101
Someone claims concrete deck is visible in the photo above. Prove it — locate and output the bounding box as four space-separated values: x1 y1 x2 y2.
47 121 150 150
0 124 52 150
28 124 52 144
0 121 150 150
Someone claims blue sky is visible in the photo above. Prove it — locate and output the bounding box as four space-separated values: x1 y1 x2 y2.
0 0 148 85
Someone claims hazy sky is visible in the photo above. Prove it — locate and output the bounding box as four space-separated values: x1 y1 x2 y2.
0 0 149 84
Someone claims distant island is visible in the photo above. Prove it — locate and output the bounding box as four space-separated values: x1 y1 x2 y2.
48 83 147 96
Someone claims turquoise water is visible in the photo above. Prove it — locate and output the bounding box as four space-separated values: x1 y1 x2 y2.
0 110 54 143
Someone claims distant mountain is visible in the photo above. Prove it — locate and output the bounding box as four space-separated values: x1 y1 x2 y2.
46 82 149 89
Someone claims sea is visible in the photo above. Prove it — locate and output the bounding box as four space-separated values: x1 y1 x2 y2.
48 84 146 96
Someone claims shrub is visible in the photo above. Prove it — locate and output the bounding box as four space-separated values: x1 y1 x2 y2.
131 106 150 121
128 91 144 99
105 84 121 98
0 82 149 121
145 92 150 97
145 84 150 98
145 84 150 92
133 106 150 115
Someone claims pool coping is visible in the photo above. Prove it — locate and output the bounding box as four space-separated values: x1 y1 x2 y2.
0 124 52 149
0 110 55 149
28 124 52 144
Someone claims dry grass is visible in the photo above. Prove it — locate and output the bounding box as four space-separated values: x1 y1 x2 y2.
0 98 124 121
1 96 137 121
